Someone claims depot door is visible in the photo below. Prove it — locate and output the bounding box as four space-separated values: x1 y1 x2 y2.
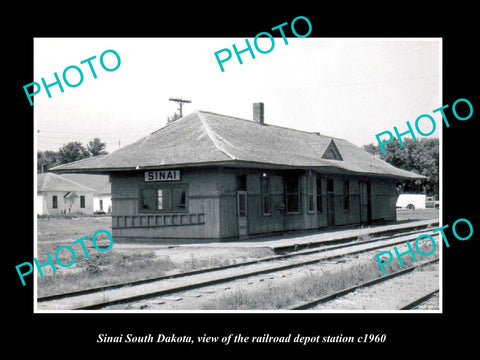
359 181 371 225
236 175 248 239
237 191 248 239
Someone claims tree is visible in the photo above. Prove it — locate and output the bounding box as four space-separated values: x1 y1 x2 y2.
362 138 439 197
57 141 90 164
87 137 108 156
37 138 109 173
167 112 181 123
38 150 60 173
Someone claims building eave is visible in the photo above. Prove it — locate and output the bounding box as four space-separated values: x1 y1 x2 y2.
50 159 426 180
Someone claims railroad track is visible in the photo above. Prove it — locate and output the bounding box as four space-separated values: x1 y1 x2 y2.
290 258 439 310
37 224 439 311
38 225 434 302
399 289 440 310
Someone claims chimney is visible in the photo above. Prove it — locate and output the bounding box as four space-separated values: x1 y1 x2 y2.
253 102 265 125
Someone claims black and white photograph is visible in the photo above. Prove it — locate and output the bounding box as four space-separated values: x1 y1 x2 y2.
8 6 479 355
32 37 441 313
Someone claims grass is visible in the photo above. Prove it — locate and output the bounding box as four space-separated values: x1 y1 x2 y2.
36 216 273 297
37 215 112 242
36 247 273 298
36 250 176 297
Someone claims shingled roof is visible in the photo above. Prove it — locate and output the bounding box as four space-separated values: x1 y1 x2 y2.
61 174 111 195
50 111 425 180
37 173 96 192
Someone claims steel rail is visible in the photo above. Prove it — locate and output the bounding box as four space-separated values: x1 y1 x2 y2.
289 258 439 310
399 289 440 310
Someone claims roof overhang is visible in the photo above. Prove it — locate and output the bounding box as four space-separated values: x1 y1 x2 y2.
50 159 427 181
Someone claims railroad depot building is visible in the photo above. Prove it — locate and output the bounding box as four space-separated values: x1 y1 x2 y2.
50 103 425 242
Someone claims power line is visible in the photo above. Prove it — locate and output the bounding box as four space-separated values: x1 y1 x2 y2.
169 97 191 118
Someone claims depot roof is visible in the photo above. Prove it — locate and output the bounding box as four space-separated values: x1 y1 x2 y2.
50 110 426 180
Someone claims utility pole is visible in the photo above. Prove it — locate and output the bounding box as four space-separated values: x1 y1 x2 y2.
169 97 192 118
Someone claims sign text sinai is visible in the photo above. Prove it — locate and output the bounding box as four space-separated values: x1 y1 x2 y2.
145 170 181 182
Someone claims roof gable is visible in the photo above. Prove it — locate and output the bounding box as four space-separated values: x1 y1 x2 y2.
321 140 343 161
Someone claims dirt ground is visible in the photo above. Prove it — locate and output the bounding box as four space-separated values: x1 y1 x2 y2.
396 208 439 222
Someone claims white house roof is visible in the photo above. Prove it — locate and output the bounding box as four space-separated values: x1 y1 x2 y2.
37 173 96 193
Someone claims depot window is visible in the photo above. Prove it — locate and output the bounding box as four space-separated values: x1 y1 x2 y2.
139 186 188 212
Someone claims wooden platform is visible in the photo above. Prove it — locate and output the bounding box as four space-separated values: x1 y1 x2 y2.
175 219 440 251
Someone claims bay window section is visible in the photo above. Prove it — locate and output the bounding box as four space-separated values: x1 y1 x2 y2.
140 186 188 212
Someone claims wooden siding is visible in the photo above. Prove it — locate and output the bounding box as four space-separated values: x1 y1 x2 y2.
246 171 285 234
111 168 222 241
370 178 397 222
110 167 398 242
113 213 205 228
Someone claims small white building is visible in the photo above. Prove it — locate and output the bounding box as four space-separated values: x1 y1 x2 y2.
37 173 96 215
61 174 112 213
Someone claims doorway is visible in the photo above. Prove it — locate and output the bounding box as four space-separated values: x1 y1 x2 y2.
236 175 248 239
359 181 371 225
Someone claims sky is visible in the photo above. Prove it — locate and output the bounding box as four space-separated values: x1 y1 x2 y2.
34 37 441 154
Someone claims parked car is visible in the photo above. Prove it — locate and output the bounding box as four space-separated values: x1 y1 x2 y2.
426 196 440 208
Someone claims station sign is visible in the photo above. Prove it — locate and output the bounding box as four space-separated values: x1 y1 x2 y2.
144 170 181 182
